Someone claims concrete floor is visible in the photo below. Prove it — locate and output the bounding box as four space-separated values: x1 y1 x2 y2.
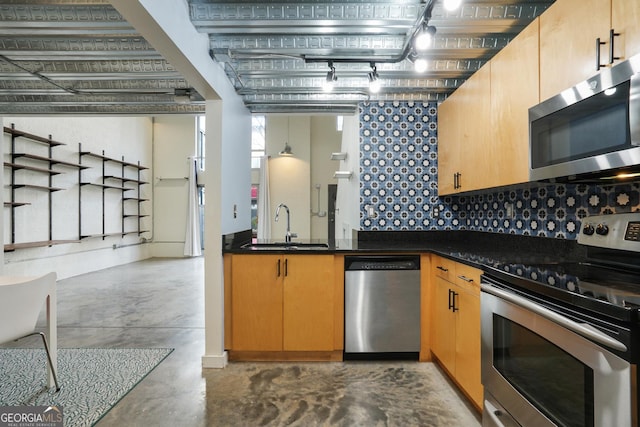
26 257 482 426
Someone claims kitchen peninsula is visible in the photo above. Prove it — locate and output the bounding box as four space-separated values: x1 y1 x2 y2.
223 229 585 411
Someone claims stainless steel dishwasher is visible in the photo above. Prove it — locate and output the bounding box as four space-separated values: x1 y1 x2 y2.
344 255 421 359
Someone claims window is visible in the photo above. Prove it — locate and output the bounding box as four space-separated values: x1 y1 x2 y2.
196 115 206 249
251 115 266 169
196 115 206 171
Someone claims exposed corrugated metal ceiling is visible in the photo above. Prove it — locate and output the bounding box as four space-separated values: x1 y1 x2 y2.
0 0 554 115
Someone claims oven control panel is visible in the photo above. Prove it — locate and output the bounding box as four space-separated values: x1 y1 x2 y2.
625 221 640 241
578 213 640 252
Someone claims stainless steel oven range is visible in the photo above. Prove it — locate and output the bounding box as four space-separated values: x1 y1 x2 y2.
481 212 640 427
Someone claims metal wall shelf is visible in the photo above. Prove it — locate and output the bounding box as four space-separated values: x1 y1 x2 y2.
79 146 149 240
3 124 150 251
4 123 80 250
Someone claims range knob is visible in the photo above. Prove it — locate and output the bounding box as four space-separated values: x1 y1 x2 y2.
596 224 609 236
582 224 595 236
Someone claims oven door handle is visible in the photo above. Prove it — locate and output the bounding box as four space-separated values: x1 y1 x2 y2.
481 283 628 352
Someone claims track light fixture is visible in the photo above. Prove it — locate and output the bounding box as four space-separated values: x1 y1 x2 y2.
443 0 462 11
323 61 338 92
408 51 428 73
414 58 428 73
367 63 381 93
414 25 436 51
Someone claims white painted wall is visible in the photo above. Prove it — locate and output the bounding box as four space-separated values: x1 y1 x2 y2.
267 115 311 240
151 115 197 257
334 114 361 242
310 116 342 240
2 116 153 279
220 100 252 235
262 115 341 241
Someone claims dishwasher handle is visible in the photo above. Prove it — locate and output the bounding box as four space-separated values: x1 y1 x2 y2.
344 255 420 271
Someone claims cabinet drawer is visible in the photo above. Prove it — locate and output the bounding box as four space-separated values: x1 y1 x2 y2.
433 256 457 281
453 263 482 295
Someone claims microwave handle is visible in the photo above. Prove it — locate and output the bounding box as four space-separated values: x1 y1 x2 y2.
481 282 627 352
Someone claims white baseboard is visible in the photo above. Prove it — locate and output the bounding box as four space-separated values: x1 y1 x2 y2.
201 351 228 369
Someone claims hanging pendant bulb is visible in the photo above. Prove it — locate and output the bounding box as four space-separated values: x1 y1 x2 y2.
279 142 293 156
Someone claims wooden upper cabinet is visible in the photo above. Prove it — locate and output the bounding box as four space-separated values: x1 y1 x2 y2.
612 0 640 62
490 18 540 187
437 93 461 195
540 0 615 101
540 0 640 102
437 63 491 195
459 63 492 193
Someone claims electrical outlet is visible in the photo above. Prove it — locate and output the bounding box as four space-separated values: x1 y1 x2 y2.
506 202 514 219
433 208 439 217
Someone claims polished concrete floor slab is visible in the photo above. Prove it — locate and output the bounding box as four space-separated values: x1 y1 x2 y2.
4 257 481 426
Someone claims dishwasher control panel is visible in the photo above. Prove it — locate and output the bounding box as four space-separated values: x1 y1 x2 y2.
345 255 420 271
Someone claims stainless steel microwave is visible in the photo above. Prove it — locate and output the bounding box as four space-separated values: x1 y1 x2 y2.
529 53 640 182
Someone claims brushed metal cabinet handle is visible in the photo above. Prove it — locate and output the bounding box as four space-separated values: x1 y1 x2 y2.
596 37 606 70
451 291 459 312
609 28 620 64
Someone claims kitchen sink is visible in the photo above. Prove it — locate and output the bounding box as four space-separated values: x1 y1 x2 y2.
240 242 330 251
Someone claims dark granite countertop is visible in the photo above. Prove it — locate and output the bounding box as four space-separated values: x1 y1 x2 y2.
223 229 586 274
223 229 640 323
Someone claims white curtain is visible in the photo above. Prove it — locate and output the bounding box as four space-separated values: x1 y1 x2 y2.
257 155 271 240
184 159 202 256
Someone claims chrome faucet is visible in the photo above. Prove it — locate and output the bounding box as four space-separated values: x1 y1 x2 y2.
275 203 296 243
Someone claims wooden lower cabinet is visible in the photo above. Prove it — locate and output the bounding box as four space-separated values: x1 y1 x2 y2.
282 255 334 351
432 276 457 366
454 283 482 408
230 254 283 351
228 254 338 359
431 256 483 410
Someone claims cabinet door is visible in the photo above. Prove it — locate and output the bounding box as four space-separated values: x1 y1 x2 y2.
283 255 335 351
438 64 492 194
612 0 640 61
431 277 456 370
437 92 461 195
539 0 610 101
458 63 492 192
454 285 483 409
490 19 539 187
231 254 283 351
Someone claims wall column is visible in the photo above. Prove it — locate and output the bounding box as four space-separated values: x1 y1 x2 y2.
202 100 227 368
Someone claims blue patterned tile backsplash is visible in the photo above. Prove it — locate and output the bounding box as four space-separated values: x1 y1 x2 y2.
359 101 640 239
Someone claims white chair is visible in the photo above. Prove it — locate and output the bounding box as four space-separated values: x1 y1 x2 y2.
0 272 60 391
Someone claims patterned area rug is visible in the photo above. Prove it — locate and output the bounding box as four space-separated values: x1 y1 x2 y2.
0 348 173 427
